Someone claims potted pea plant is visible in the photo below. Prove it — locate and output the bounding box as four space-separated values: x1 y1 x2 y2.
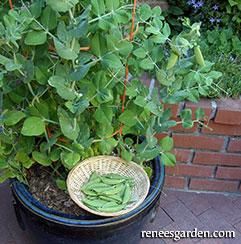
0 0 220 243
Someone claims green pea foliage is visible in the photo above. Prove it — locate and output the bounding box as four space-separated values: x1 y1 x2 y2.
0 1 217 183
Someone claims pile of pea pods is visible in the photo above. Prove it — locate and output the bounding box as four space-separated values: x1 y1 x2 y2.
81 172 135 213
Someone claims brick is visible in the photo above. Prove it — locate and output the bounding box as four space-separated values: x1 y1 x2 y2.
164 103 180 118
216 167 241 180
166 164 214 178
202 121 241 136
193 152 241 167
173 134 224 151
174 149 192 163
215 99 241 125
185 100 213 121
140 0 169 9
228 138 241 153
156 133 169 140
190 178 239 192
165 176 185 189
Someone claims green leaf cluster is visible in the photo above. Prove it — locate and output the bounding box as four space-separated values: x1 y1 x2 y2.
0 0 215 184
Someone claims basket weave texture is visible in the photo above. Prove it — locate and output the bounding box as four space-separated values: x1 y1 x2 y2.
67 156 150 217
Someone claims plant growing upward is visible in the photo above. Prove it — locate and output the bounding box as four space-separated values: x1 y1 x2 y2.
0 0 218 186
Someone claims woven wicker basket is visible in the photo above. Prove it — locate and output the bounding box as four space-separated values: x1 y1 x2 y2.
67 156 150 217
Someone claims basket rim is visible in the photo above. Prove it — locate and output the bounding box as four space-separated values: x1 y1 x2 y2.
67 156 150 217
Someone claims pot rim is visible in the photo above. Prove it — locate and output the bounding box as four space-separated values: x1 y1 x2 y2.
11 157 165 227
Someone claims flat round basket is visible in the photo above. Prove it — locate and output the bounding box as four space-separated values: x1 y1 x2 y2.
67 156 150 217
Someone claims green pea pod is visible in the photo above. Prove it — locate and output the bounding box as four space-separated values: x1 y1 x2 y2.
166 52 179 70
94 186 113 194
194 46 205 67
122 183 131 204
100 204 126 213
104 184 124 196
101 176 125 185
104 174 132 181
99 195 122 204
89 172 100 182
81 188 98 196
82 198 108 209
81 180 103 192
101 201 120 209
85 182 109 191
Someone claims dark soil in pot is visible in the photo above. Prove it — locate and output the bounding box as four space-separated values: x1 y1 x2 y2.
27 166 88 216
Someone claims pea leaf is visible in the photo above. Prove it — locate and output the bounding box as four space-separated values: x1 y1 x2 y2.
58 108 80 140
54 38 78 60
102 53 122 69
41 6 57 30
91 0 106 16
137 148 160 162
65 99 89 115
24 31 47 46
69 63 91 81
69 7 89 38
32 151 51 166
180 109 193 128
105 0 120 11
99 138 118 154
133 47 146 58
56 178 67 190
162 152 176 166
94 105 113 125
146 126 158 148
15 152 34 169
140 58 154 70
119 110 137 127
48 76 77 100
121 148 133 162
61 151 80 170
160 136 174 152
21 117 45 136
4 111 25 126
195 108 205 120
139 4 152 21
46 0 78 12
96 89 113 104
144 166 153 178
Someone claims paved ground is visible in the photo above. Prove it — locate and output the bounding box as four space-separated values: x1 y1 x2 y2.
1 182 241 244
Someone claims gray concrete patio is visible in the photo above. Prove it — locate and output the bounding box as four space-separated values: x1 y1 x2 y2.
1 182 241 244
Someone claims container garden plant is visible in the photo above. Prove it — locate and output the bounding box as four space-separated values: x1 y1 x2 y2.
0 0 220 243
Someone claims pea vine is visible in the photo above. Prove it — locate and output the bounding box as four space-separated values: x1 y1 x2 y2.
0 0 221 187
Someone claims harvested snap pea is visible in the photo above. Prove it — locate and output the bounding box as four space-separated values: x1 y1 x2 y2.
104 184 124 196
89 172 100 181
81 172 135 213
100 204 127 213
81 188 98 196
81 180 102 191
122 183 131 204
104 173 129 180
101 201 119 209
82 198 108 209
85 182 109 191
99 195 122 204
101 176 125 185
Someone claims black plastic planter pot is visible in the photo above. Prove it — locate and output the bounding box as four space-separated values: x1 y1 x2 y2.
11 157 165 244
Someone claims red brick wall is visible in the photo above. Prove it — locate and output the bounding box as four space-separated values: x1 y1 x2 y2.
140 0 168 8
161 99 241 194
